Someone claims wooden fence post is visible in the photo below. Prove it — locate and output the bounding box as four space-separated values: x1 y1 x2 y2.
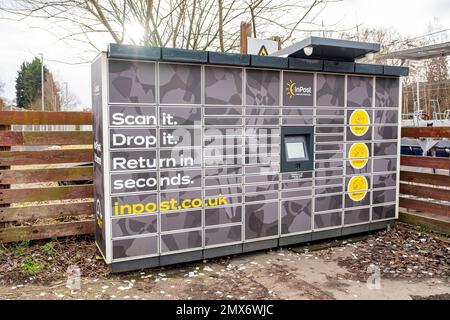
240 21 252 54
271 36 282 50
0 104 11 229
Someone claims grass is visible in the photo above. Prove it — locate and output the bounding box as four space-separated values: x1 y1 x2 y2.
55 215 81 223
14 240 30 257
42 242 56 256
21 257 44 276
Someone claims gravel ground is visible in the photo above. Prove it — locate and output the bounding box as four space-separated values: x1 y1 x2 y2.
0 222 448 300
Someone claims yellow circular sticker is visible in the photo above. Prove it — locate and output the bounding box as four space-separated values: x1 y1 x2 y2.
348 175 368 201
349 109 370 136
348 143 369 169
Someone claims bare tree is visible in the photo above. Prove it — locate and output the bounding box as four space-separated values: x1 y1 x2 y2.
0 0 344 59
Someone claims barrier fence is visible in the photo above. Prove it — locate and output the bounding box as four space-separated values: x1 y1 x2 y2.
0 111 448 243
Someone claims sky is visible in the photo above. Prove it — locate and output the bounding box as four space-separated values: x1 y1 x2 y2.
0 0 449 110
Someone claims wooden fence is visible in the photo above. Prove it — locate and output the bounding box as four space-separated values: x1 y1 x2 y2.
0 111 449 243
0 111 94 242
399 126 450 218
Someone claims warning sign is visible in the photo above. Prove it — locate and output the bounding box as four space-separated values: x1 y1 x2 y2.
348 143 369 169
247 37 278 56
349 109 370 136
258 45 268 56
347 175 368 201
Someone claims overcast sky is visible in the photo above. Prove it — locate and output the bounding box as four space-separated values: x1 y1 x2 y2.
0 0 449 110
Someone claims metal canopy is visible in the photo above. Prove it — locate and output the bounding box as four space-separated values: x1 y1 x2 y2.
272 36 380 62
380 41 450 60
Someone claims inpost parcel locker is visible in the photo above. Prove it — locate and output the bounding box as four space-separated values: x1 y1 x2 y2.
92 37 408 272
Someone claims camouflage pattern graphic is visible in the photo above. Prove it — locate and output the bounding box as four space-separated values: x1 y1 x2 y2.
113 235 158 259
160 106 201 126
245 182 278 193
205 106 242 116
373 157 397 172
315 177 343 186
159 63 201 104
282 118 314 125
249 107 280 116
316 74 345 106
315 186 342 195
345 192 371 208
205 206 242 226
373 188 396 204
315 152 343 161
108 60 156 104
374 142 397 156
316 109 344 116
112 214 157 237
246 69 280 106
316 126 344 134
205 185 241 197
315 160 343 169
316 117 344 125
315 194 343 212
160 230 202 252
374 110 398 124
205 66 242 105
346 126 372 141
245 174 278 183
245 202 278 239
372 204 396 220
375 77 399 108
246 117 279 126
281 198 311 234
281 189 312 199
347 76 373 108
245 144 280 154
206 117 242 126
281 180 312 190
316 144 343 152
205 225 242 246
245 192 278 202
314 212 342 229
315 135 344 142
109 106 156 127
374 126 398 140
344 207 370 224
315 169 343 177
161 210 202 232
205 175 242 187
282 71 314 106
205 166 242 176
373 173 397 189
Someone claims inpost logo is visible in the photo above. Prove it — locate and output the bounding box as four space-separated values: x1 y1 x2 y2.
286 80 312 99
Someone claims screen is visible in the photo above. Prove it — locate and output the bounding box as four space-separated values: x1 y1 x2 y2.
286 141 306 160
285 135 308 162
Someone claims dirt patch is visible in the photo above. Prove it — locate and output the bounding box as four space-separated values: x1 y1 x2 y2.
0 236 111 286
0 223 449 300
337 223 450 281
